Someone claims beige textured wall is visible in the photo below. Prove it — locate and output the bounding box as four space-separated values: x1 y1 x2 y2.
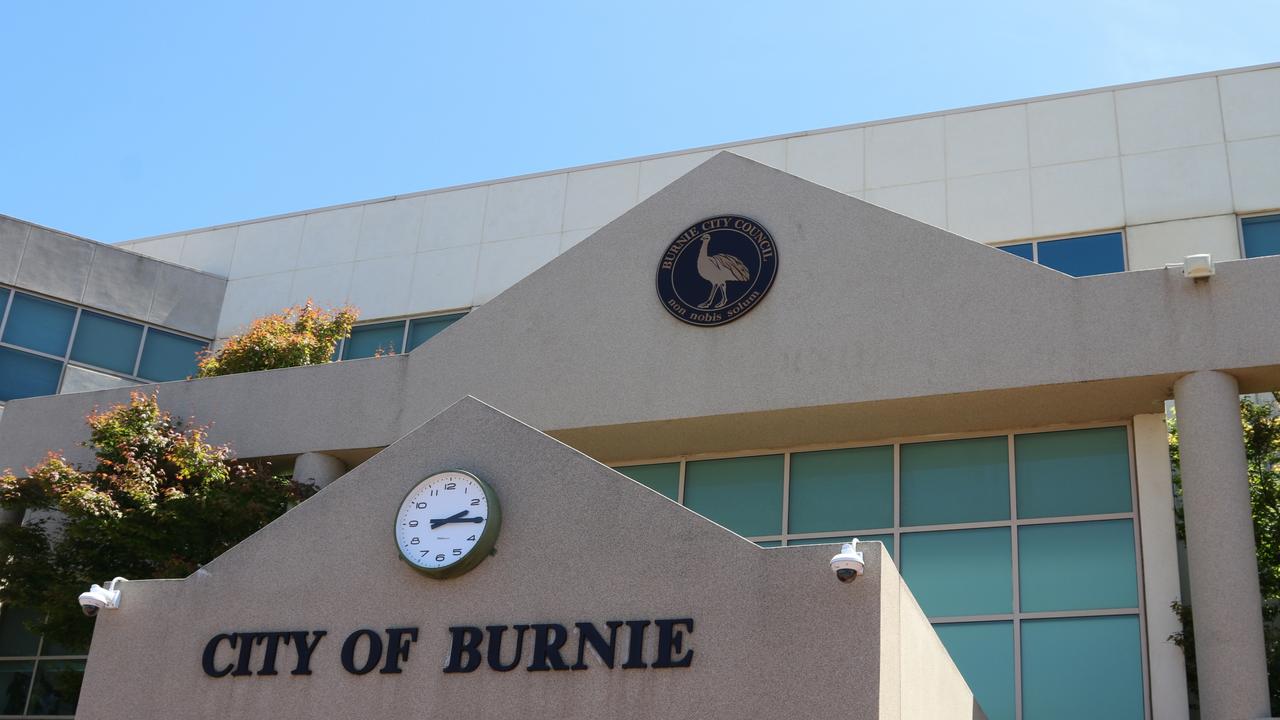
78 399 980 719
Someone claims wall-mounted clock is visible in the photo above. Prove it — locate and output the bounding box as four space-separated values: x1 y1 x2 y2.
395 470 501 579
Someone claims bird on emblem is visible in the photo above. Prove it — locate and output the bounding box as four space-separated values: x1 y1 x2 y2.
695 233 752 309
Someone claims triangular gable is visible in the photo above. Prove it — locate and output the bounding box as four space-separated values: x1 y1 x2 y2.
78 397 981 719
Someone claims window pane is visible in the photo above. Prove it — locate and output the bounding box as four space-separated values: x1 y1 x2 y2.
137 329 206 382
0 607 41 656
997 243 1033 260
789 445 893 534
406 313 464 351
1243 214 1280 258
2 293 75 356
684 455 783 537
1021 616 1144 720
788 534 894 559
901 436 1009 526
616 463 679 501
0 347 62 402
1036 232 1125 277
343 321 404 359
1015 427 1131 518
1018 520 1138 612
934 621 1014 720
27 659 84 716
0 660 33 715
900 527 1012 617
69 311 143 374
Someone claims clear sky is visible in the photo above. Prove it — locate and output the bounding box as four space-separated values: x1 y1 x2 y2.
2 1 1277 243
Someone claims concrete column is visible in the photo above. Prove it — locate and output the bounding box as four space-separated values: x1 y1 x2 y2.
1132 413 1190 720
1172 370 1270 719
293 452 347 490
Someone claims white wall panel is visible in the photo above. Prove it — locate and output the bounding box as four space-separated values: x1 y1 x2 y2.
408 245 480 312
1121 144 1233 225
1027 91 1119 167
1227 136 1280 213
1218 67 1280 141
946 170 1033 242
481 174 567 243
1115 78 1224 155
357 197 425 260
347 255 414 319
1030 158 1125 237
786 129 864 194
299 206 362 268
473 233 560 304
229 216 305 279
1126 214 1240 270
866 117 945 188
178 227 237 277
864 181 947 229
945 105 1028 177
563 163 639 231
419 186 488 252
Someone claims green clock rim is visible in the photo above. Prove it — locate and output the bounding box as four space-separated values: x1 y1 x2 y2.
394 469 502 580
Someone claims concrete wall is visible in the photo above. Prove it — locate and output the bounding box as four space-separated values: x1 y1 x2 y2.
4 153 1280 473
116 64 1280 339
0 214 224 338
78 398 981 719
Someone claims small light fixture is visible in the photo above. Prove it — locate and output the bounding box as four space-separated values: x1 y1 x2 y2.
1182 253 1215 279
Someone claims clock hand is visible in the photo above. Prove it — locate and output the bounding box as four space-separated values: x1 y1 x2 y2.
428 511 487 530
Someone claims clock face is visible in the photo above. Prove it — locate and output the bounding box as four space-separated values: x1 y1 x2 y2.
395 470 501 579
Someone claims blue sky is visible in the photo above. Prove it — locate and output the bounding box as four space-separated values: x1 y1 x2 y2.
2 1 1277 242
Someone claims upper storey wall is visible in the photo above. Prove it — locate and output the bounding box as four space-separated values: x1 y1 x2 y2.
0 215 225 338
117 64 1280 339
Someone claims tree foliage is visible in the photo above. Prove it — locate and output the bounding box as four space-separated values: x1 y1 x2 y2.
0 393 314 648
1168 394 1280 715
196 300 357 377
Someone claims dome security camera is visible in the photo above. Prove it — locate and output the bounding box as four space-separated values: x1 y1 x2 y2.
78 577 127 617
830 540 865 584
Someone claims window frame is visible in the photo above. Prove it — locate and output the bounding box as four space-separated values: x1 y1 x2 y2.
992 229 1129 277
612 419 1149 720
333 308 469 361
1238 211 1280 259
0 285 211 408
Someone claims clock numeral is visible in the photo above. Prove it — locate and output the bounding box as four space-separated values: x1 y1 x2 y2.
429 490 439 496
415 502 428 509
408 519 419 527
410 537 420 545
444 482 457 490
467 535 476 542
419 550 429 556
435 554 446 562
470 498 481 506
452 548 462 556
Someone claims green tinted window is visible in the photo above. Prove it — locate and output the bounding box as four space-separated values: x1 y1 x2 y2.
0 348 62 402
900 527 1012 617
0 608 41 657
755 540 781 547
69 311 143 374
901 436 1009 526
684 455 783 537
1018 520 1137 612
2 293 75 356
934 621 1014 720
1021 616 1144 719
27 658 84 715
407 313 464 351
789 446 893 533
616 463 679 501
343 321 403 359
0 660 33 714
1016 427 1131 518
137 329 206 382
788 534 894 559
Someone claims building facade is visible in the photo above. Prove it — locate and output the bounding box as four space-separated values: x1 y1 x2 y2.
1 63 1279 719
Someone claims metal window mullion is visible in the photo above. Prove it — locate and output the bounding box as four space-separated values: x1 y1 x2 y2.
133 327 149 377
780 453 791 544
892 442 901 562
676 458 686 506
400 319 410 354
0 288 13 340
0 341 70 363
1013 430 1024 717
54 309 84 395
1014 511 1135 526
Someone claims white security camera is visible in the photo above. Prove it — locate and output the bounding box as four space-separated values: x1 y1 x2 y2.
78 577 127 617
830 540 865 584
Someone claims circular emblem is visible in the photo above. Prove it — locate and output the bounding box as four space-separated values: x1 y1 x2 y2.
655 215 778 327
